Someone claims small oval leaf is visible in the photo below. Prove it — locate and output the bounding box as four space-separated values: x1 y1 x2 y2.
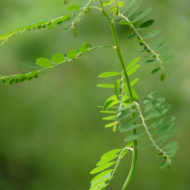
52 53 65 63
36 58 52 68
66 5 81 11
151 68 161 74
160 73 165 81
115 79 121 99
80 42 91 52
67 49 78 59
118 1 125 7
103 0 114 6
138 20 154 30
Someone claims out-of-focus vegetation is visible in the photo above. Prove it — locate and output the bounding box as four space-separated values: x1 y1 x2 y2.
0 0 189 189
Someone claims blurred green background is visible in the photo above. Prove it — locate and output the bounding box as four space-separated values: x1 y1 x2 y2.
0 0 189 189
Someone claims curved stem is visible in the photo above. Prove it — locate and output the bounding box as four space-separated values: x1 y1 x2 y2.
99 1 137 189
105 147 134 188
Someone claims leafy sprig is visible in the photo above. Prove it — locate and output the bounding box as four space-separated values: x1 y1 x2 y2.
0 44 114 86
0 0 94 44
0 0 178 190
101 0 173 81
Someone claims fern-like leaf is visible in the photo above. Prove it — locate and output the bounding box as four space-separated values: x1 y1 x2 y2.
89 142 133 190
116 91 179 168
105 0 173 81
0 0 94 44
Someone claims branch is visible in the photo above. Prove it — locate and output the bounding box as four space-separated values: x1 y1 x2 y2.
0 45 115 87
0 0 94 44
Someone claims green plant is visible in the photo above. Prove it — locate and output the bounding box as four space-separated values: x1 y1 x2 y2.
0 0 178 189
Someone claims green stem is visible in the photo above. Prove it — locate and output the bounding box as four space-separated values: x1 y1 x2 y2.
99 1 137 190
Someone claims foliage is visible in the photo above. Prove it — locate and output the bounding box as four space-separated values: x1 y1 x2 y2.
0 0 178 190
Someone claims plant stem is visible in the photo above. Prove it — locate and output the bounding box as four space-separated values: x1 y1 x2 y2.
99 1 137 189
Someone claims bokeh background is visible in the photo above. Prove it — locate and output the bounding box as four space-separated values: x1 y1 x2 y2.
0 0 189 189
